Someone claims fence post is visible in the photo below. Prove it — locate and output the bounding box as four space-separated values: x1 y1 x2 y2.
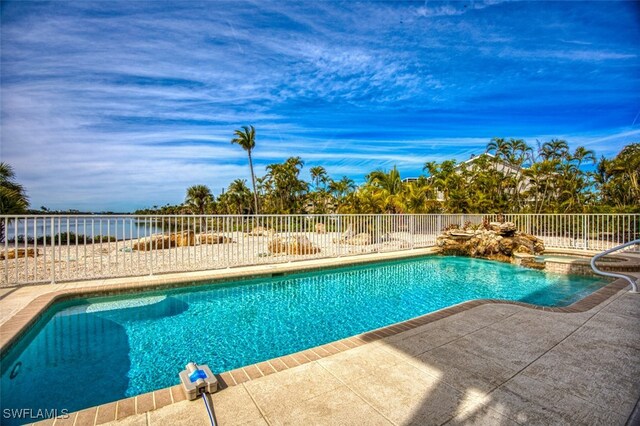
4 217 8 285
410 215 415 249
377 215 382 253
335 215 340 257
50 216 55 284
148 217 153 276
584 215 589 250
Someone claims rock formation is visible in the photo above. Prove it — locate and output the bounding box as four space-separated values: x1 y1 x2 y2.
436 221 544 264
133 231 196 251
268 235 320 255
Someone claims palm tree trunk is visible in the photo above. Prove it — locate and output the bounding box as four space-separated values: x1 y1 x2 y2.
247 151 259 214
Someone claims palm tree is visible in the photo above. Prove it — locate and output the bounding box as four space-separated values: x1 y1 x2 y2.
540 139 569 161
366 166 403 195
570 146 596 168
0 162 29 242
309 166 328 190
231 125 259 214
185 185 213 215
486 137 511 160
220 179 253 214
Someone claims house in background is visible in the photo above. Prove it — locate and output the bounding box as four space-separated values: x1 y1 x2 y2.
403 153 531 201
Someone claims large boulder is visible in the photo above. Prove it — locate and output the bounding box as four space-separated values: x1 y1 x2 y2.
197 233 233 244
132 235 171 251
268 236 320 255
169 231 195 247
132 231 196 251
0 248 39 260
489 221 517 236
249 226 275 236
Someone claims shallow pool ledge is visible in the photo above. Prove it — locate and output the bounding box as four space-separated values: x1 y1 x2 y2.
0 248 440 354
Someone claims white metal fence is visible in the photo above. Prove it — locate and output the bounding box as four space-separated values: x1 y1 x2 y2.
1 214 638 286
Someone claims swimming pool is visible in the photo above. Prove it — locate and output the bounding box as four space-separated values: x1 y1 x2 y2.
0 256 606 423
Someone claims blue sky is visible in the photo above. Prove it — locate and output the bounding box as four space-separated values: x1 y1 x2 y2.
1 1 639 212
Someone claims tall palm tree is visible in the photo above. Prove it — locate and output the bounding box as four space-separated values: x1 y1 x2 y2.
0 162 29 242
231 125 259 214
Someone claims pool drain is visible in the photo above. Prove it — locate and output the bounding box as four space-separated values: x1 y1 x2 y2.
179 362 218 425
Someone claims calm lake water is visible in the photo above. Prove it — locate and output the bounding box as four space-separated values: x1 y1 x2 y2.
4 218 165 241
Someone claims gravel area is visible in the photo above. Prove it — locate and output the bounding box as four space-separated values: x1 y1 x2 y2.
1 231 434 286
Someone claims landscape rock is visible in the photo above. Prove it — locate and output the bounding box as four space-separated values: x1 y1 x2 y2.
249 226 275 236
169 231 195 247
346 233 373 245
197 233 233 244
132 234 171 251
0 248 39 260
268 236 320 255
437 221 544 267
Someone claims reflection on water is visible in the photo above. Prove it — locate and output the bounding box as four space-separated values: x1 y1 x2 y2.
0 311 131 425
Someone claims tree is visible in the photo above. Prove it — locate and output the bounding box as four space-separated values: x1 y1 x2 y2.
185 184 213 215
540 139 569 161
0 162 29 242
218 179 253 214
486 137 511 160
231 125 259 214
329 176 356 205
594 143 640 209
364 166 405 213
309 166 328 190
570 146 596 168
262 157 308 213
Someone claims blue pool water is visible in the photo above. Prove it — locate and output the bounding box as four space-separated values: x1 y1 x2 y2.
0 256 605 423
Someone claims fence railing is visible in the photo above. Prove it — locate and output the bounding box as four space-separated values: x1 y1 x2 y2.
1 214 638 286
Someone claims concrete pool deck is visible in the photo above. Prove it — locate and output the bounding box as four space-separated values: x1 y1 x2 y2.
34 285 639 426
1 251 637 425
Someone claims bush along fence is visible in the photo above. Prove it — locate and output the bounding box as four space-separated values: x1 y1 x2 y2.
1 213 638 285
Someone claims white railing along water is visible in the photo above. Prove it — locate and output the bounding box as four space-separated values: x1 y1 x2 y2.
1 213 638 286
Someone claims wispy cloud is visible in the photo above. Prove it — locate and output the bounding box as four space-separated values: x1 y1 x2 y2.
1 0 638 211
